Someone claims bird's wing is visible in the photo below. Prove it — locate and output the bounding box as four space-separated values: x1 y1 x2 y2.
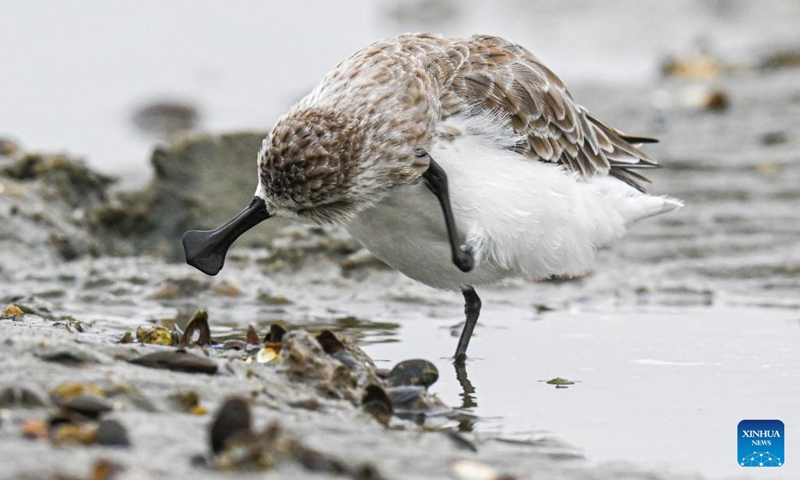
445 35 658 191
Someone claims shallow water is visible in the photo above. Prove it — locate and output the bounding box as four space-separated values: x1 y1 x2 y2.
361 302 800 479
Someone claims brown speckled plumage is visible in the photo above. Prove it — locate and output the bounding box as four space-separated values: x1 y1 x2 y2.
258 33 656 223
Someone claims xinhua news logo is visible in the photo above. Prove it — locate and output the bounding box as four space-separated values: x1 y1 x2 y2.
738 420 784 467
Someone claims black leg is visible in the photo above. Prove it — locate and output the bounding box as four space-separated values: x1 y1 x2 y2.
454 287 481 364
421 154 474 273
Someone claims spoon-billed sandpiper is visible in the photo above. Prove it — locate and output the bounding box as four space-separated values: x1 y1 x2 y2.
183 34 682 364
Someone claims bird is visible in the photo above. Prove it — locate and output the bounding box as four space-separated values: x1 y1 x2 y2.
182 33 683 364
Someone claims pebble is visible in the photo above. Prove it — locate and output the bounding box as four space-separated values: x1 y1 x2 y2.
129 349 218 374
96 419 131 447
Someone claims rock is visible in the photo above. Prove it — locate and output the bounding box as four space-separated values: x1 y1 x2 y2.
21 419 49 439
660 51 721 80
1 153 112 209
89 131 296 259
760 131 789 146
96 419 131 447
37 347 105 366
89 458 125 480
280 330 378 401
53 423 99 444
145 131 292 259
0 383 51 408
0 134 379 268
209 402 388 479
760 49 800 70
129 349 218 374
59 393 114 419
132 100 199 138
135 325 174 346
386 359 438 388
50 382 105 402
1 304 24 319
210 397 252 454
169 390 202 413
544 377 577 389
0 153 107 268
0 137 20 156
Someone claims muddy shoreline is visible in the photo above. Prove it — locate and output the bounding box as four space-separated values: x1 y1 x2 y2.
2 16 800 480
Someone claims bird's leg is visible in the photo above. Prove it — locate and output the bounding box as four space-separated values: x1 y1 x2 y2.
454 287 481 365
421 154 474 272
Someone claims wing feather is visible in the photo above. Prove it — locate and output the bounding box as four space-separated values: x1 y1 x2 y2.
445 35 658 190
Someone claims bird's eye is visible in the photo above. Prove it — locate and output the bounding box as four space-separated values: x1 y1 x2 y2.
414 148 428 158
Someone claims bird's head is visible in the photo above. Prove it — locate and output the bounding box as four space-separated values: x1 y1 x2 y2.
181 107 401 276
256 108 366 224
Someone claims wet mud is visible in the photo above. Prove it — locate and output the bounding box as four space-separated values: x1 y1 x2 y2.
2 2 800 479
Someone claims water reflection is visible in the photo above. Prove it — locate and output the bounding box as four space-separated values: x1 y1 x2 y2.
454 362 479 432
454 362 477 409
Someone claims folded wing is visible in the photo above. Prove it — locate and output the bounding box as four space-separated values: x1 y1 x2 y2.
446 35 658 191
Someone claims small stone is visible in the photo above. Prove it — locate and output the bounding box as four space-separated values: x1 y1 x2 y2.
0 137 20 156
132 100 199 137
135 325 174 346
51 383 105 402
129 349 218 374
210 397 252 454
60 393 113 419
661 51 720 80
0 383 51 408
2 304 24 318
760 131 789 146
222 339 247 350
22 419 49 439
760 49 800 70
544 377 575 386
288 398 322 411
703 90 729 112
96 419 130 447
386 359 439 388
169 390 200 412
256 292 292 305
53 423 99 444
533 303 555 314
116 331 134 344
90 458 125 480
189 405 208 416
211 280 243 297
152 284 180 299
38 349 98 366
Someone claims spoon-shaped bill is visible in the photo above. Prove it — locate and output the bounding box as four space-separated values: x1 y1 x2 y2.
182 197 271 276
